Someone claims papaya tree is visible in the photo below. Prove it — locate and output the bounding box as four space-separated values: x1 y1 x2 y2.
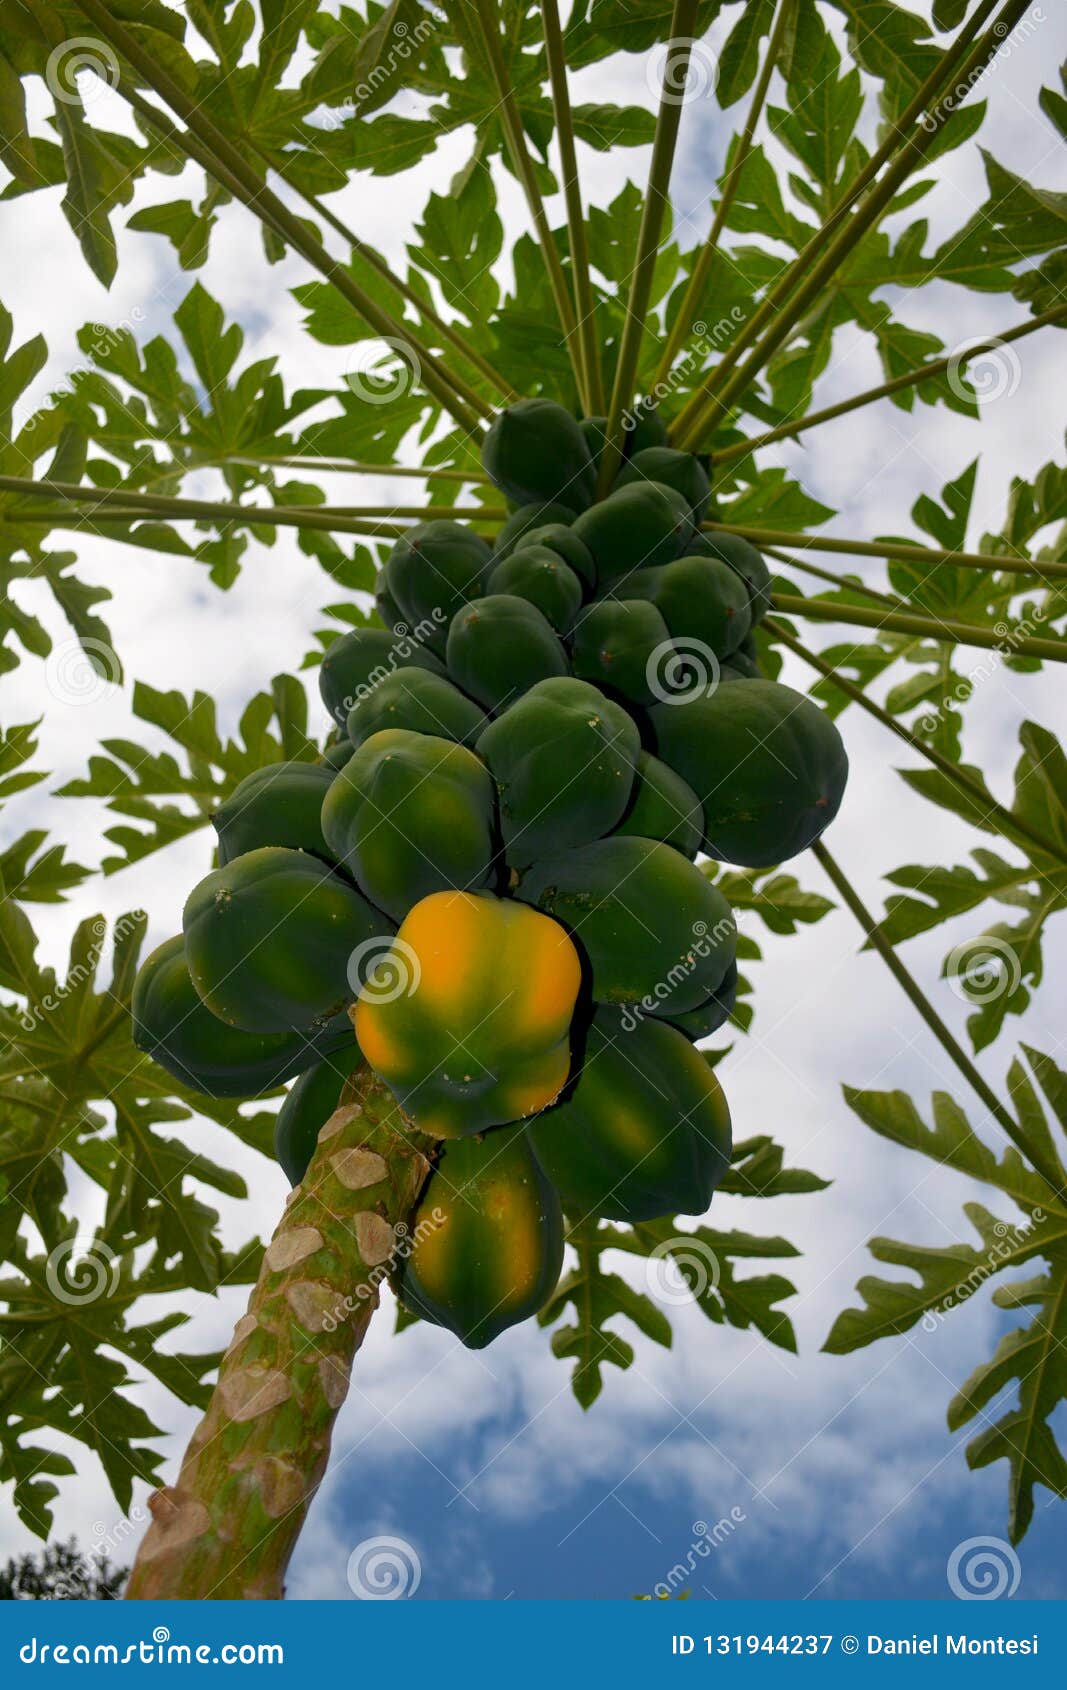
0 0 1065 1601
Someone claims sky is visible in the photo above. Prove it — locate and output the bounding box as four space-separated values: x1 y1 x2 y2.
0 0 1065 1602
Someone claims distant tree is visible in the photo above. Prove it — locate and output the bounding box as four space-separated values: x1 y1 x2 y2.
0 1540 127 1600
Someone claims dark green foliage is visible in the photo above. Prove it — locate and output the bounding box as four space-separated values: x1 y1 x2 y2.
573 481 693 587
273 1041 364 1187
477 677 640 865
319 628 446 728
482 398 595 514
487 546 584 633
570 598 672 705
381 520 493 653
345 667 488 750
614 751 704 858
445 594 569 712
213 762 336 865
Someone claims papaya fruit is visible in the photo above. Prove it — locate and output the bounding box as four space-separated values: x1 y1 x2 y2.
486 546 584 634
517 521 595 589
445 594 568 713
322 737 356 771
213 762 337 866
183 846 390 1035
691 531 772 622
476 676 640 866
380 520 492 654
345 667 488 751
616 446 711 521
493 502 577 561
273 1039 365 1187
578 414 607 479
354 890 581 1138
722 648 760 681
375 581 405 633
321 729 497 922
319 627 446 728
667 959 738 1040
651 679 848 866
613 750 703 859
626 553 751 660
400 1125 564 1348
625 399 669 455
132 935 340 1099
569 598 672 706
482 399 595 515
572 480 693 588
528 1007 731 1223
517 836 735 1015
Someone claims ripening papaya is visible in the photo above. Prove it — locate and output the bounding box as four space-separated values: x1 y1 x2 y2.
476 676 640 866
213 762 337 866
517 521 595 589
319 627 446 728
487 546 584 634
528 1007 731 1223
517 836 736 1015
613 750 703 859
572 480 693 588
651 679 849 867
569 598 672 706
445 594 569 713
183 846 390 1035
667 959 739 1040
493 502 577 561
690 531 772 623
380 520 492 654
132 935 341 1099
273 1039 365 1187
626 553 751 660
345 667 488 751
354 891 582 1138
321 729 497 922
482 399 595 515
400 1125 564 1348
616 446 711 521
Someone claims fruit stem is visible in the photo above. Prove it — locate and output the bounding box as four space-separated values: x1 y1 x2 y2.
542 0 605 414
711 306 1067 466
705 521 1067 583
811 843 1067 1202
770 592 1067 664
767 618 1067 865
124 1064 436 1600
652 0 795 390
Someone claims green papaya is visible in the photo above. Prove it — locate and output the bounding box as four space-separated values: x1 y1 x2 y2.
273 1040 365 1187
625 399 669 455
486 546 584 634
616 446 711 521
518 522 595 589
445 594 568 713
569 598 672 706
578 414 607 479
482 398 595 515
321 729 497 922
132 935 339 1099
691 531 772 622
614 751 703 859
517 836 735 1014
213 762 337 866
477 677 640 866
722 648 759 680
322 737 356 771
493 502 577 561
572 481 693 588
319 627 446 728
380 520 492 654
375 581 405 633
651 679 849 867
400 1125 564 1348
183 846 390 1035
626 553 751 660
667 960 738 1040
528 1007 731 1223
345 666 488 751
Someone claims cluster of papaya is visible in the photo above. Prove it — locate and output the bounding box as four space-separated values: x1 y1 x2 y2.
132 400 848 1350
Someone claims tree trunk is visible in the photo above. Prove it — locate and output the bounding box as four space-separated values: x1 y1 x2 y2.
125 1064 436 1600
